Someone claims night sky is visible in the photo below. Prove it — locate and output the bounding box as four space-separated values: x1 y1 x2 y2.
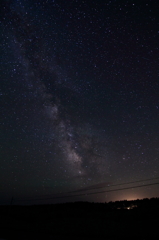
1 0 159 205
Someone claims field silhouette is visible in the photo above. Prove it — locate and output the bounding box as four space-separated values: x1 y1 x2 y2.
0 198 159 239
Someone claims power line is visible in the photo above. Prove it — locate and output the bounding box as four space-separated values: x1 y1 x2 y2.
16 181 159 202
17 177 159 201
68 177 159 193
15 176 159 202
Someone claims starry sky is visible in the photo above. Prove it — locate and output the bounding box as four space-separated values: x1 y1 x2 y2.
0 0 159 205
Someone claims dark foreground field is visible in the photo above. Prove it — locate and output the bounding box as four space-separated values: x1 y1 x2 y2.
0 198 159 240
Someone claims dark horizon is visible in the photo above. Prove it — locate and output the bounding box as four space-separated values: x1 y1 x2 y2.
1 195 159 206
1 177 159 205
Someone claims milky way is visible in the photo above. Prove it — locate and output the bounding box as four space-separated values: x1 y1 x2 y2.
1 0 159 204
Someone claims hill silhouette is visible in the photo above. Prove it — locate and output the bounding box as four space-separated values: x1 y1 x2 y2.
0 198 159 239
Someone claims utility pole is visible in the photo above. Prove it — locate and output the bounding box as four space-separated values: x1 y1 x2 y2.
10 196 14 205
